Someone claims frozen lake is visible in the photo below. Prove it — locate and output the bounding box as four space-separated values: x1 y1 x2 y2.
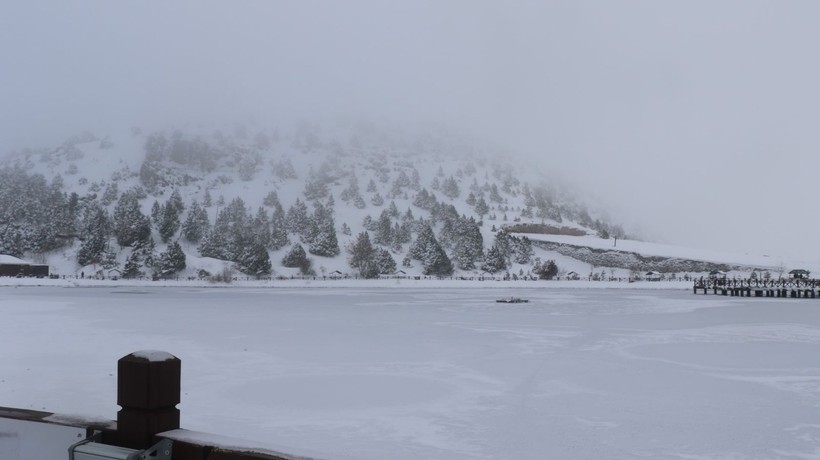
2 286 820 459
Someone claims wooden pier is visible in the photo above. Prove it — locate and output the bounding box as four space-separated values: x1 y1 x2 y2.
694 278 820 298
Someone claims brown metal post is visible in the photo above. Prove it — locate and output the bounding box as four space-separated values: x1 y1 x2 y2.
116 351 181 449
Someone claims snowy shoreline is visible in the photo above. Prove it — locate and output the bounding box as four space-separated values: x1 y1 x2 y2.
0 277 692 290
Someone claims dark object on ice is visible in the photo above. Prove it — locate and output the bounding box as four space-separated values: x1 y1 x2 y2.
496 297 529 303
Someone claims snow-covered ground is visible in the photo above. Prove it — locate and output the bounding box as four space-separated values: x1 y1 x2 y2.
526 233 814 272
3 286 820 459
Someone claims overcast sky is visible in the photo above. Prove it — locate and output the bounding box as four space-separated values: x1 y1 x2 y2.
2 1 819 261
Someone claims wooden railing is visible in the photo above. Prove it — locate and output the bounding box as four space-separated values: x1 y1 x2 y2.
0 351 319 460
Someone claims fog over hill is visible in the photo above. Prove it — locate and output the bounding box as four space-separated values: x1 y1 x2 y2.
3 2 819 261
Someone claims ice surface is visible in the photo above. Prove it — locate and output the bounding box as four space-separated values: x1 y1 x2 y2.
2 286 820 459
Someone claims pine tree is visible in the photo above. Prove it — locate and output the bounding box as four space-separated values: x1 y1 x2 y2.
353 195 366 209
396 170 410 187
513 236 534 264
77 203 111 266
340 175 360 202
122 250 143 279
408 223 435 261
474 196 489 219
158 241 186 276
347 232 375 271
481 245 507 273
466 192 477 206
359 259 380 279
138 237 157 271
423 240 453 276
237 242 271 278
113 191 151 247
151 201 162 224
198 197 250 261
101 246 119 271
304 174 329 200
306 202 332 243
203 189 213 207
373 211 393 246
101 182 119 205
282 243 308 268
413 188 438 210
168 189 185 213
270 205 290 250
158 200 180 243
375 248 397 274
442 176 460 199
252 207 272 250
489 183 503 203
409 223 453 276
410 168 421 190
453 219 484 270
270 207 290 251
309 229 340 257
263 190 282 208
534 259 558 280
198 225 227 260
307 203 339 257
182 200 209 243
285 198 310 236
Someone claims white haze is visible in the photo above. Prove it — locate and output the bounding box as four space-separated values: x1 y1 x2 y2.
2 1 819 260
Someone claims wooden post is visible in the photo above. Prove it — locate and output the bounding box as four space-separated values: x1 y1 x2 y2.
116 351 181 449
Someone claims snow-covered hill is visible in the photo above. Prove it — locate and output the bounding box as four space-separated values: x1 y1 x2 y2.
0 120 800 282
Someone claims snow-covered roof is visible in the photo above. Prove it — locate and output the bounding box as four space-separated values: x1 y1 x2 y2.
0 254 28 265
131 350 177 362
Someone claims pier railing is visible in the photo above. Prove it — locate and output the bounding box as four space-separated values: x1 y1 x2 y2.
695 277 820 289
694 277 820 298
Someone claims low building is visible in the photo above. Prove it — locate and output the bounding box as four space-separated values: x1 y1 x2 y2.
0 255 49 278
709 270 727 279
646 271 662 281
566 271 580 280
379 270 410 280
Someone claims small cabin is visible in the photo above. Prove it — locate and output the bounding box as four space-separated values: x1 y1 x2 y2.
379 270 408 280
566 271 580 280
708 270 727 279
645 271 662 281
789 269 810 279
